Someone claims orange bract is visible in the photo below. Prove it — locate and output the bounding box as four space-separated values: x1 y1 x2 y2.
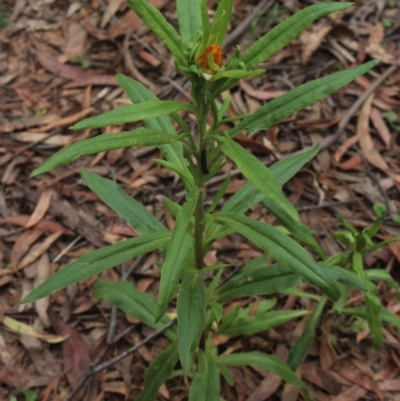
198 44 224 73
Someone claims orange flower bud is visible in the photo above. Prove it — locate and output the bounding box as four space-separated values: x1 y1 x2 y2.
198 44 224 73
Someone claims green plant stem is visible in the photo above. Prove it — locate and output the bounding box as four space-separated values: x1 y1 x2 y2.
194 185 205 270
193 93 209 271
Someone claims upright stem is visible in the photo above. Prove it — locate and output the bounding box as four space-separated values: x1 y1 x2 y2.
193 103 208 271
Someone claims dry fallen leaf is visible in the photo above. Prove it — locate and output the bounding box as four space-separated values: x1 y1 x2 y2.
2 316 68 343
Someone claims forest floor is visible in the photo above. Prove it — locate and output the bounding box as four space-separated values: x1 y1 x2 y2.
1 0 400 400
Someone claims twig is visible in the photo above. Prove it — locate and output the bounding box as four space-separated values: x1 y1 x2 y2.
64 318 177 401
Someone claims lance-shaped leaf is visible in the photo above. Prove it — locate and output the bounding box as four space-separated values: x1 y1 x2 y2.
287 296 327 370
115 74 193 187
126 0 185 64
239 3 353 69
216 261 302 303
93 280 176 340
222 143 320 215
219 309 310 337
189 351 220 401
71 101 196 130
210 69 265 81
31 129 183 177
262 198 325 258
229 60 379 137
177 273 207 373
206 144 320 246
218 137 298 221
21 232 170 303
156 189 199 320
218 352 305 388
82 170 167 234
210 0 233 45
136 341 180 401
177 0 204 45
214 213 340 301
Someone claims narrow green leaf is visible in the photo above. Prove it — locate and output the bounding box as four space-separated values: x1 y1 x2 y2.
189 351 220 401
31 128 182 177
239 3 353 69
216 261 302 303
214 213 340 301
210 0 233 45
177 0 203 45
206 144 320 247
156 189 199 320
81 170 167 234
342 307 400 335
365 291 383 349
287 296 327 370
365 269 399 290
136 341 179 401
71 101 196 130
229 60 379 137
262 198 325 258
126 0 185 64
210 69 265 81
324 265 366 291
21 232 170 303
219 137 298 221
177 273 207 373
207 173 230 213
219 310 309 336
218 352 304 388
216 362 234 386
163 196 182 219
93 280 175 340
115 74 193 187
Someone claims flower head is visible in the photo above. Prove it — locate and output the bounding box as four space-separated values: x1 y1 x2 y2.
197 44 224 74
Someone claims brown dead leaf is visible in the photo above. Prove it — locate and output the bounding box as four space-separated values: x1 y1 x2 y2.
370 107 392 148
13 132 73 146
108 0 168 38
17 231 62 270
65 22 87 58
0 214 74 235
0 114 59 133
10 229 43 269
26 190 55 228
36 52 116 86
48 309 91 399
19 335 62 377
29 107 94 133
338 153 363 171
329 385 367 401
34 253 51 327
301 25 333 65
338 365 383 400
100 0 125 28
333 94 374 164
246 373 281 401
366 23 398 64
2 155 26 184
239 80 286 100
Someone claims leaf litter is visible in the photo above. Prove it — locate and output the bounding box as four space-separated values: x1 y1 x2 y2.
0 0 399 400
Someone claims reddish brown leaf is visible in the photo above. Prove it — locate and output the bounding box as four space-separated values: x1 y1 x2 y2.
48 309 91 400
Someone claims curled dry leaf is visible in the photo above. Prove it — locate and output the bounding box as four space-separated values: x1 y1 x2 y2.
2 316 68 343
26 189 55 229
16 231 62 270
